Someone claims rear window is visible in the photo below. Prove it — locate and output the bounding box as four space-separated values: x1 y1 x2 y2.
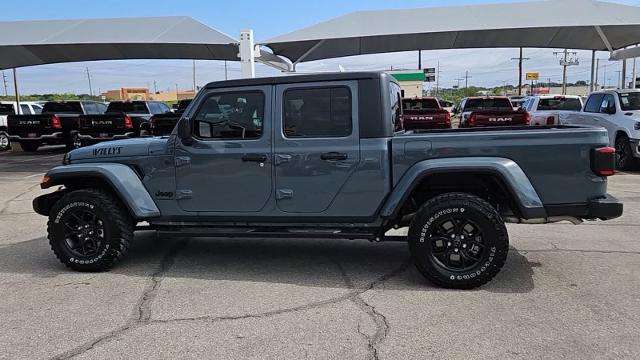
537 97 582 111
283 87 352 138
402 98 439 110
106 101 149 113
464 98 513 111
42 102 83 114
0 104 14 115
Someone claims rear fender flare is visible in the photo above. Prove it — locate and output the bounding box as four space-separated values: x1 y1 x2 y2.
42 163 160 219
381 157 545 220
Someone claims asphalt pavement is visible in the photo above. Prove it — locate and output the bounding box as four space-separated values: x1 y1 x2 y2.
0 146 638 359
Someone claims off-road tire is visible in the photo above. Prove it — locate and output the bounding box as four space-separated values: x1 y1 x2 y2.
615 134 637 171
47 189 134 272
408 192 509 289
19 140 40 152
0 131 10 151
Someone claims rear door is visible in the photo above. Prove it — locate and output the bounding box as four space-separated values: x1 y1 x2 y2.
274 81 360 213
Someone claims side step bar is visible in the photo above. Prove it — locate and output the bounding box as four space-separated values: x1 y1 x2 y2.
138 225 407 242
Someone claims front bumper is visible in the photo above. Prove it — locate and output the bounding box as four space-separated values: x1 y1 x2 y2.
546 194 623 221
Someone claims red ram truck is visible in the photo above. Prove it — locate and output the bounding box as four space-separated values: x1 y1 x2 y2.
400 97 451 130
457 96 529 128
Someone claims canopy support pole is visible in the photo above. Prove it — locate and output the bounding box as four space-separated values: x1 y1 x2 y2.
292 40 326 72
590 50 596 93
622 59 627 89
239 29 256 78
12 68 20 112
594 26 613 52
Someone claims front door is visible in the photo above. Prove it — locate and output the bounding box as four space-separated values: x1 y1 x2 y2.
175 86 272 212
274 81 360 213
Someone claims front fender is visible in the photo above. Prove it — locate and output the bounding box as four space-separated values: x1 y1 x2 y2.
381 157 546 220
42 163 161 219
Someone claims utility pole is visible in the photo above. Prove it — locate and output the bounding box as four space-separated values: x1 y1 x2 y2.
622 60 628 89
2 71 8 96
554 49 579 95
633 56 637 89
435 61 440 97
192 59 196 93
455 78 464 91
153 80 157 94
175 84 179 100
85 67 93 97
12 69 20 111
603 64 607 89
464 70 472 89
511 47 530 96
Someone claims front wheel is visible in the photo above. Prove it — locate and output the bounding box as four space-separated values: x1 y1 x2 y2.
615 135 637 171
408 192 509 289
47 189 134 272
0 132 10 151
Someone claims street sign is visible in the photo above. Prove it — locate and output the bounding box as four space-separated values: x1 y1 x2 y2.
425 75 436 82
424 68 436 74
526 72 540 81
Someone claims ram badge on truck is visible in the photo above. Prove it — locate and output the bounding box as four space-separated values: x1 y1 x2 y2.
32 72 622 289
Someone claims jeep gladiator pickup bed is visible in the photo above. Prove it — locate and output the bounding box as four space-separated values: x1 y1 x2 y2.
32 72 622 289
458 96 529 128
7 101 106 152
76 100 171 143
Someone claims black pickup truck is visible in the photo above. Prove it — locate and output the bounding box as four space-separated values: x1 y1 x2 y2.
150 99 192 136
77 101 171 143
7 101 107 152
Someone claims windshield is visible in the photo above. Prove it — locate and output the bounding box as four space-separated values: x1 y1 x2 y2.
464 98 513 111
402 98 439 110
106 101 149 113
537 97 582 111
42 102 83 114
618 92 640 111
0 104 14 115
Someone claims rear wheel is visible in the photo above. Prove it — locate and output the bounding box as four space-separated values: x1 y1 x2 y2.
19 140 40 152
408 192 509 289
47 189 134 272
0 132 10 151
615 135 637 171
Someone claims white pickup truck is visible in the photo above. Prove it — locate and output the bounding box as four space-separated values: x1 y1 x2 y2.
562 89 640 170
0 101 43 151
521 95 583 126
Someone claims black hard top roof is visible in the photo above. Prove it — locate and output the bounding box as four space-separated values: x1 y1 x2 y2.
204 72 385 89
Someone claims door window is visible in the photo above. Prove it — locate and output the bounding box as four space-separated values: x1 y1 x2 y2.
283 87 352 138
599 94 616 114
193 91 264 139
584 94 605 113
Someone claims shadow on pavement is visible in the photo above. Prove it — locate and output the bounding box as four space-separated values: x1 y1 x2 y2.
0 232 536 293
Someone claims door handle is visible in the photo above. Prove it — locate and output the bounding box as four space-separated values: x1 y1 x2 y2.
242 153 267 162
320 152 348 161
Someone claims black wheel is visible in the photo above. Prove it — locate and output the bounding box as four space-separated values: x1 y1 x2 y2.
408 192 509 289
615 135 637 171
19 141 40 152
66 132 83 151
47 189 134 272
0 132 9 151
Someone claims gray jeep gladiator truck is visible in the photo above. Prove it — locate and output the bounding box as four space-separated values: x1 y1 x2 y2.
32 72 622 289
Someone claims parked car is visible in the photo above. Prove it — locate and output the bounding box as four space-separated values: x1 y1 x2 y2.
457 96 529 128
150 99 192 136
521 95 584 126
32 72 621 289
0 101 44 151
76 100 171 144
7 101 106 152
400 97 451 130
562 89 640 170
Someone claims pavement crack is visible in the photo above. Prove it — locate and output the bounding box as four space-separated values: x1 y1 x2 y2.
521 248 640 255
49 238 189 360
0 183 40 214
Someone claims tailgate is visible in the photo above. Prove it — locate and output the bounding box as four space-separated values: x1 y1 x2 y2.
79 114 126 131
7 115 58 136
470 111 528 127
402 110 450 129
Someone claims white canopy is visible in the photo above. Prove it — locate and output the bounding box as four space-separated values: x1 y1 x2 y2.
263 0 640 65
0 16 240 69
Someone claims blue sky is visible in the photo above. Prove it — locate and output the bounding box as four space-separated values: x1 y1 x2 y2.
3 0 640 94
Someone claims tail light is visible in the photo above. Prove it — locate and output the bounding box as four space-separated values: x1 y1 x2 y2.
468 114 476 127
524 112 531 126
591 147 616 176
546 116 555 126
444 112 451 126
124 115 133 129
51 115 62 129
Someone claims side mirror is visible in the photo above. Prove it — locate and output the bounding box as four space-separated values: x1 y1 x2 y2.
177 118 193 144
